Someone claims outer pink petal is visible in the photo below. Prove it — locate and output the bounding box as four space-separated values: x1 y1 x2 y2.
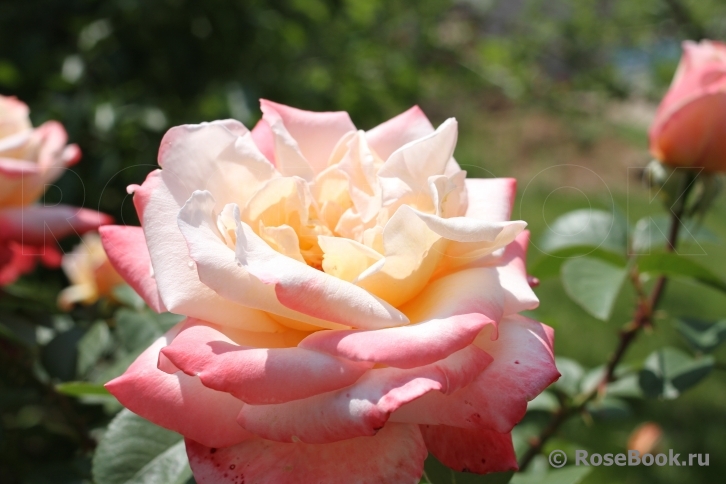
0 205 112 245
365 105 435 161
298 313 494 369
390 315 559 433
496 230 539 314
0 242 37 285
237 345 492 444
99 225 166 313
421 425 518 474
260 99 356 174
161 323 371 404
464 178 516 222
186 422 426 484
250 118 275 165
0 158 38 177
105 322 254 448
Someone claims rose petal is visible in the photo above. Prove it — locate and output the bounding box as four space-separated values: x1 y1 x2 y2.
261 99 356 175
390 315 559 433
420 425 518 474
494 230 539 314
105 322 255 448
250 118 275 165
99 225 167 313
298 313 495 369
186 422 426 484
176 190 354 330
237 345 492 444
134 170 283 332
366 105 435 161
0 205 112 245
353 205 446 307
464 177 517 222
232 200 410 329
161 323 371 404
399 266 506 327
378 118 458 214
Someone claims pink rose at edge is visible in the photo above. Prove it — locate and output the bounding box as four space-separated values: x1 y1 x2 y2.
649 40 726 172
0 95 112 284
100 100 560 483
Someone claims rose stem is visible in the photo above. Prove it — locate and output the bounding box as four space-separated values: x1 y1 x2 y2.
518 172 696 471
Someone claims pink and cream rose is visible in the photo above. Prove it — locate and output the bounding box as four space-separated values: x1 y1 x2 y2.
649 40 726 172
0 95 111 284
101 100 559 483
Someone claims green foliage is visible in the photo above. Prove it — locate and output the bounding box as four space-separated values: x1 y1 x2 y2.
510 459 591 484
92 409 192 484
561 257 628 321
423 454 514 484
637 252 726 294
630 214 720 253
675 318 726 354
638 347 714 399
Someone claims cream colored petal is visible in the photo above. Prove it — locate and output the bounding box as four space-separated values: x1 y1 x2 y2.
259 223 306 264
337 131 383 223
319 235 382 282
242 177 311 231
265 116 315 181
58 283 98 310
429 170 467 218
354 205 446 307
377 118 458 215
312 165 352 230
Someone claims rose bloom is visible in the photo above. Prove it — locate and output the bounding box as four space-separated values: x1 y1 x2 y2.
101 101 559 483
57 232 124 310
650 40 726 172
0 95 111 284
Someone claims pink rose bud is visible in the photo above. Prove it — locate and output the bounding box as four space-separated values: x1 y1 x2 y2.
649 40 726 172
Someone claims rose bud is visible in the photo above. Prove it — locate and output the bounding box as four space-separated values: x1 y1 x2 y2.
649 40 726 172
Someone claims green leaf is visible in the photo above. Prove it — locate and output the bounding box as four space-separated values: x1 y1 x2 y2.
77 320 112 377
115 309 181 352
638 347 714 399
56 381 111 397
637 253 726 293
527 392 559 413
423 455 513 484
511 465 591 484
675 318 726 353
113 284 146 310
539 209 628 255
585 397 631 420
560 257 628 321
605 374 644 399
41 327 85 381
530 247 625 279
92 409 192 484
553 357 584 396
631 214 720 254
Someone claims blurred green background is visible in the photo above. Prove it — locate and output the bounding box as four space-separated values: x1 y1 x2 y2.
1 0 725 483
